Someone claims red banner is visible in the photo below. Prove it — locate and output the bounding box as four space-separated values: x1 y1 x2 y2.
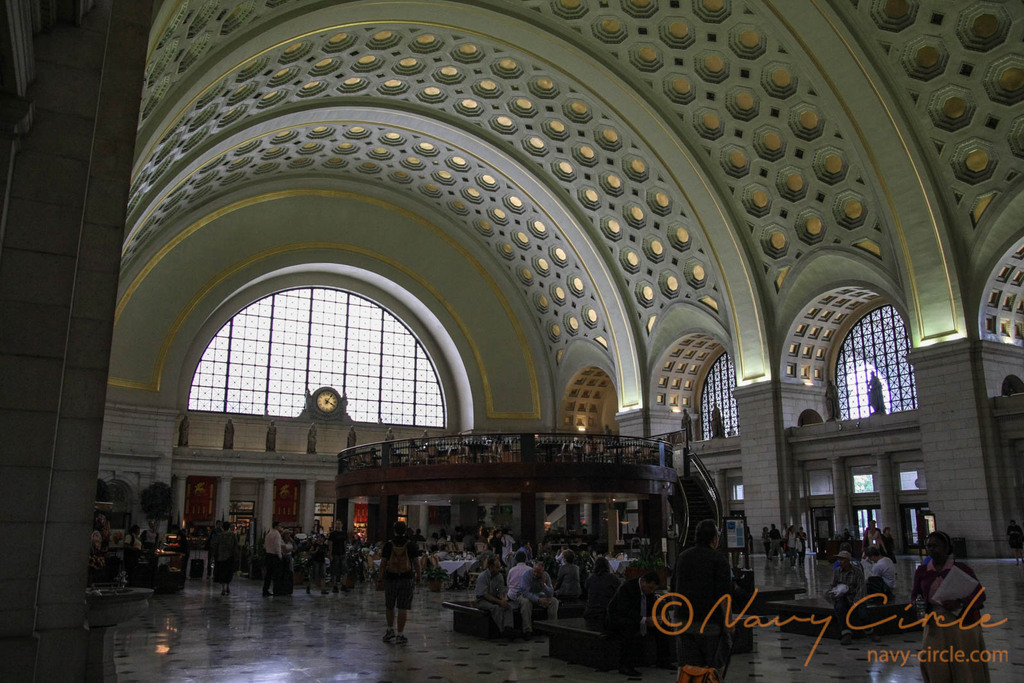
354 503 368 524
184 476 216 522
274 479 301 523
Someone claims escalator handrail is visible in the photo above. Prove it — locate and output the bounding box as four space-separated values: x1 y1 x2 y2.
688 449 722 526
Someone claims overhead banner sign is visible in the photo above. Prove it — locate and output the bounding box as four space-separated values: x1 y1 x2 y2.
185 476 216 522
274 479 301 523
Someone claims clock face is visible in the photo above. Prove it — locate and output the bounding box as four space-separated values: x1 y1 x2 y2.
315 388 340 414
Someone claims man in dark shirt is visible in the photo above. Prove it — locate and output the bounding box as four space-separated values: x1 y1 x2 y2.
380 521 422 645
673 519 733 676
328 522 349 593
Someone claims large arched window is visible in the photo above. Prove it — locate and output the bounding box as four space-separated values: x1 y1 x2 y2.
188 288 445 427
835 304 916 420
699 352 738 440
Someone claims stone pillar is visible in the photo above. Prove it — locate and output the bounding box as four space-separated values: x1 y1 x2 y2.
217 476 232 524
565 503 580 532
520 492 539 547
172 476 187 529
261 478 275 531
0 2 152 679
606 504 620 554
875 454 898 537
302 479 317 533
909 340 1009 557
831 457 849 533
733 381 790 530
615 408 648 437
715 468 729 517
580 503 593 533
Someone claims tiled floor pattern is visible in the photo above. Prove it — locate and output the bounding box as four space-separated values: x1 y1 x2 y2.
113 555 1024 681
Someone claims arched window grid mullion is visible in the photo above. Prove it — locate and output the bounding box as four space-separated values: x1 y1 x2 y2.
835 304 917 420
187 287 445 427
698 352 738 440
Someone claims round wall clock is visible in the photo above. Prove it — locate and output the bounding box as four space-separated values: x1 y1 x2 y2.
313 387 341 415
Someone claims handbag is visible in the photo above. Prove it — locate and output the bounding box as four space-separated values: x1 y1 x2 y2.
677 665 722 683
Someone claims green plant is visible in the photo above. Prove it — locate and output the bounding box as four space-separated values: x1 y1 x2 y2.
422 563 448 583
628 541 666 570
139 481 172 522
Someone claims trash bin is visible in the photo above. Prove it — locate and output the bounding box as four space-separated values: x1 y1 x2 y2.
951 536 967 559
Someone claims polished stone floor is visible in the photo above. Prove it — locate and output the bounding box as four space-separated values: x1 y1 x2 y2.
113 555 1024 681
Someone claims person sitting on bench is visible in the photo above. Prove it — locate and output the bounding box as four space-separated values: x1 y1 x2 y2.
827 550 878 645
475 555 515 639
517 561 559 638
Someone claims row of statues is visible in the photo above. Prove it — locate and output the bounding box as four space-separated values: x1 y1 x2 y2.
177 415 361 453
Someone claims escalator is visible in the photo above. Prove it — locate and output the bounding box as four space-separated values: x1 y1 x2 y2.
667 446 722 548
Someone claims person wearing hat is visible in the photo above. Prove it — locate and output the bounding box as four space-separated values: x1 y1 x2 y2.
826 549 876 645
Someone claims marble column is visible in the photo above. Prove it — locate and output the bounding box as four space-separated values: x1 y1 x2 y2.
831 457 849 533
909 340 1021 557
302 479 317 533
715 468 729 517
172 476 186 529
261 478 275 533
875 454 898 538
733 381 791 529
0 2 152 679
217 476 232 524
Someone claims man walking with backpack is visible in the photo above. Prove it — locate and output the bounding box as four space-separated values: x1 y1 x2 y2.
380 521 421 644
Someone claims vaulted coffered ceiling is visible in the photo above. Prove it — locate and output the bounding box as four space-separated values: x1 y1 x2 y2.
113 0 1024 421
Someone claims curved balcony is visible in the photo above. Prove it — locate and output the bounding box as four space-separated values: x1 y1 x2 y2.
335 433 675 499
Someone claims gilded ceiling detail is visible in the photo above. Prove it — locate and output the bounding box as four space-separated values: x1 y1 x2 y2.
131 0 1024 375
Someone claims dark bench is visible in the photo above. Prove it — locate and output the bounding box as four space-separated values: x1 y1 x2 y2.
442 599 585 639
765 597 922 639
535 614 752 671
740 586 806 615
533 618 661 672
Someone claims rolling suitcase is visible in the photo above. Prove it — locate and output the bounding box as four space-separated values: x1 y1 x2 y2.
190 558 205 579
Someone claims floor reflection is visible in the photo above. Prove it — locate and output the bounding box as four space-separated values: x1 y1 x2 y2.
114 555 1023 681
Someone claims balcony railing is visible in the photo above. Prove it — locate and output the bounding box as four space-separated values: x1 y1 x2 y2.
337 433 670 475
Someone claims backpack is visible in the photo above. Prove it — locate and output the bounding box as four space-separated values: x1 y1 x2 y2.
388 541 411 574
677 665 722 683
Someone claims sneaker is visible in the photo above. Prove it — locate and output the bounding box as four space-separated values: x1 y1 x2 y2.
306 585 311 594
395 634 408 645
382 629 396 643
840 632 853 646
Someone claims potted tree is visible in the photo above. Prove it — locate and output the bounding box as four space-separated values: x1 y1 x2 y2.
422 563 448 592
139 481 172 531
625 541 668 586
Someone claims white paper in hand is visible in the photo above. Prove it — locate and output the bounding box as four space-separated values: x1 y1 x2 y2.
830 583 849 597
931 565 979 604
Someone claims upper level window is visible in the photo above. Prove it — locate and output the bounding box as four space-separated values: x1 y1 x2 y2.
699 352 738 440
835 304 917 420
188 288 445 427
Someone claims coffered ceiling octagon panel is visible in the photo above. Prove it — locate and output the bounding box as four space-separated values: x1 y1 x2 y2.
125 0 1019 409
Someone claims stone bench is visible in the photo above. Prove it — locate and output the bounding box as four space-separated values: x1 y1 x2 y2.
532 618 650 672
535 615 751 671
441 599 585 639
765 597 922 639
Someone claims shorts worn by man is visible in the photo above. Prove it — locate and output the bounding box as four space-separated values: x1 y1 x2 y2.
381 521 422 645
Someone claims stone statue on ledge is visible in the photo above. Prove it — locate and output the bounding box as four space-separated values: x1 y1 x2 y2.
384 426 395 442
867 372 886 415
307 423 317 454
825 379 840 422
711 404 725 439
223 418 234 450
347 425 357 449
680 407 693 446
177 413 190 447
265 421 277 452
